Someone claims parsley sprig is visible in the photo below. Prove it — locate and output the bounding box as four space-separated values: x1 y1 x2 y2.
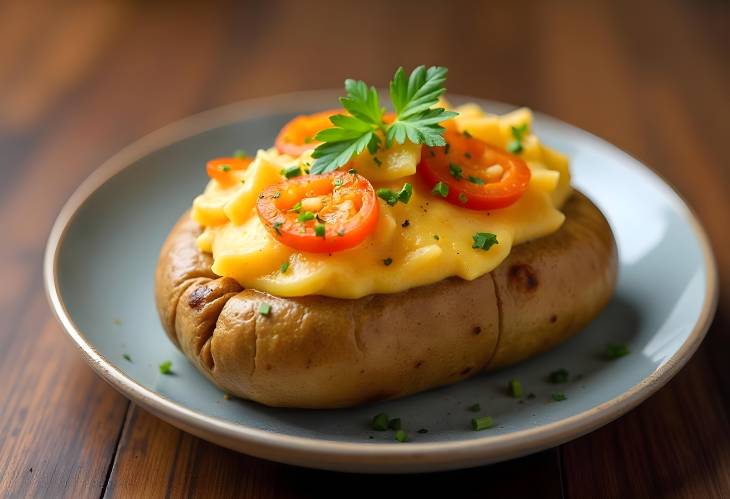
310 66 458 174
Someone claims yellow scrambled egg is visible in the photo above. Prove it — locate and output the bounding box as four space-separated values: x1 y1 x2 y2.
191 104 571 299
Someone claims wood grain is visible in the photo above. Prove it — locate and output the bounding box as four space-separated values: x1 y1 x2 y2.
0 0 728 497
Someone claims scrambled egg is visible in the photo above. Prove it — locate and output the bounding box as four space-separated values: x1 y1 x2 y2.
191 105 571 299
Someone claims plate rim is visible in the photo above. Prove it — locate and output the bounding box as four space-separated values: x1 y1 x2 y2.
43 90 719 472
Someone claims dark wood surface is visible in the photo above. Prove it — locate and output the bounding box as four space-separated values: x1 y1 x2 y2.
1 0 728 497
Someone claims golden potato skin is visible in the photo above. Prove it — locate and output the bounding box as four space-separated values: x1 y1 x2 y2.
155 191 616 408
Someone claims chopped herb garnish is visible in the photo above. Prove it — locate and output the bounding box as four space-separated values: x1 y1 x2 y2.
395 429 408 442
444 143 451 155
449 163 463 180
551 392 567 402
290 201 302 213
314 224 326 238
310 66 457 174
383 257 393 266
433 234 440 240
334 178 344 187
548 368 569 384
401 219 410 228
432 181 449 197
233 149 248 158
122 353 132 362
348 168 358 175
398 183 413 203
468 175 485 185
604 343 630 359
388 418 402 431
297 211 315 222
472 232 498 250
221 165 231 172
377 183 413 206
272 221 283 235
371 413 389 431
259 303 272 316
159 361 173 375
281 165 302 178
507 123 528 154
373 156 382 166
458 192 469 204
467 403 481 412
417 428 429 434
280 261 290 273
471 416 494 431
508 378 522 398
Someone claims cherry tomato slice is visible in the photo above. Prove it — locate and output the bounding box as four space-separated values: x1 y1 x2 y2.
256 171 379 253
417 123 531 210
206 157 252 187
274 109 344 157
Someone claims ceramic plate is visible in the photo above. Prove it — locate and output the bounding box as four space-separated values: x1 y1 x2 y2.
45 91 717 473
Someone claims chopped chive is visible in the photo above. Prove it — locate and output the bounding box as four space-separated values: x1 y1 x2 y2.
272 221 283 235
548 368 569 384
397 183 413 203
281 165 302 178
472 232 498 250
297 211 315 222
433 234 440 240
395 429 408 442
290 201 302 213
468 175 485 185
388 418 402 431
471 416 494 431
508 378 523 398
458 192 469 204
377 188 399 206
233 148 247 158
122 353 132 362
220 165 231 172
373 156 382 166
258 303 272 316
467 403 481 412
159 361 172 375
449 163 463 180
416 428 429 434
371 413 389 431
507 140 523 154
551 392 567 402
604 343 630 359
314 224 326 238
279 261 290 273
432 181 449 197
383 257 393 266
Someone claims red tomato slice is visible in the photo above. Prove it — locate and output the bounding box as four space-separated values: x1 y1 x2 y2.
274 109 344 157
256 171 379 253
206 157 252 187
417 123 531 210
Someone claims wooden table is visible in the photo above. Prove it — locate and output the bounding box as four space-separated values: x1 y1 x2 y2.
1 0 728 496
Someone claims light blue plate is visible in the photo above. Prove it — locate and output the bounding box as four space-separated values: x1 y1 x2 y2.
45 92 717 473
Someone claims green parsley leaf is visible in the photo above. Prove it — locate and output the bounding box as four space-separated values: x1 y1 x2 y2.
280 260 290 273
604 343 630 359
377 183 412 206
314 223 326 238
122 353 132 362
432 181 449 197
159 361 172 375
281 165 302 178
472 232 498 250
297 211 315 222
259 303 272 316
548 368 569 384
398 183 413 203
449 163 463 180
551 392 567 402
468 175 485 185
383 257 393 266
395 429 409 442
458 192 469 204
272 221 283 235
507 123 529 154
371 413 389 431
311 66 458 174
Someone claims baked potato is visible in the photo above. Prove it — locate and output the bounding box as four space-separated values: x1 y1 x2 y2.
155 190 617 408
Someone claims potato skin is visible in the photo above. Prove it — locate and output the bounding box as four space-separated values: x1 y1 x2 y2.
155 191 616 408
